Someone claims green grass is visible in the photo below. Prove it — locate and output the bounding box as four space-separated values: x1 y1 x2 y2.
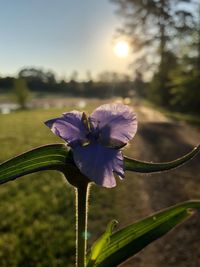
0 108 119 267
0 108 77 267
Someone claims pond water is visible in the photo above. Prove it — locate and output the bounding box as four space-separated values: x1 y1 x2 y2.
0 99 87 114
0 103 19 114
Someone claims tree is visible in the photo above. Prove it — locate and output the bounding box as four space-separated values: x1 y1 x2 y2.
12 79 31 109
165 2 200 113
111 0 195 105
111 0 194 68
18 68 56 92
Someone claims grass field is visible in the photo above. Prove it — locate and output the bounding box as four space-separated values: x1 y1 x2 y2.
0 108 77 266
0 106 122 267
0 102 199 267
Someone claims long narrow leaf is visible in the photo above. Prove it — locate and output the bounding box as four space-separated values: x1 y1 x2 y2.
124 145 199 173
0 144 199 185
87 201 200 267
87 220 118 267
0 144 72 184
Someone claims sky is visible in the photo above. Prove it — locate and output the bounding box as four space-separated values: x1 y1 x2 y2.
0 0 131 80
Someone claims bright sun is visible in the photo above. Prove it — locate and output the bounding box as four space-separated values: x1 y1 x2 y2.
114 41 129 58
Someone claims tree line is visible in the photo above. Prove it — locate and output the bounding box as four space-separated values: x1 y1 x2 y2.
0 68 140 100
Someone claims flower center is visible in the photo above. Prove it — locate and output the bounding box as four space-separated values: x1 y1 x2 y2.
81 113 100 145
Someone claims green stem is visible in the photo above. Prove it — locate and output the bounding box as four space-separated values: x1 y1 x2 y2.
76 182 90 267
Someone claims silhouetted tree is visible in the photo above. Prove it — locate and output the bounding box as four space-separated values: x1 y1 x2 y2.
111 0 195 106
0 77 14 90
112 0 194 67
133 71 146 97
12 79 31 109
18 68 56 92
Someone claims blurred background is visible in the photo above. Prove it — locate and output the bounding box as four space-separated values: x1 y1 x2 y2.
0 0 199 266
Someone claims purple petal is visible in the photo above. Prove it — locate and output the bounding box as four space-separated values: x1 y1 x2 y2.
73 143 124 188
45 111 88 145
90 103 137 145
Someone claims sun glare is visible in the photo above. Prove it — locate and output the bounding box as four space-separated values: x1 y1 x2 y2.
114 41 129 58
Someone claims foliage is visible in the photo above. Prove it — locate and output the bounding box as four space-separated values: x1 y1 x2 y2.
12 79 31 109
111 0 200 114
111 0 194 69
87 201 200 267
0 69 134 99
18 68 57 93
169 67 200 113
148 51 178 106
1 143 198 185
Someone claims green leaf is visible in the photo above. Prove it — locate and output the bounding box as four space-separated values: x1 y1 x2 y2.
87 201 200 267
0 143 199 185
87 220 118 267
124 145 199 173
0 144 72 184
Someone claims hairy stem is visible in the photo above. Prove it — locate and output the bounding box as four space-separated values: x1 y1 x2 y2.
76 182 90 267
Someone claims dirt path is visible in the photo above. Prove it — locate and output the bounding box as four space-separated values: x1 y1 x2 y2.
111 102 200 267
86 99 200 267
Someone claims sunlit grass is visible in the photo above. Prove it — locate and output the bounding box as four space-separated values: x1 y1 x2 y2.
0 107 118 267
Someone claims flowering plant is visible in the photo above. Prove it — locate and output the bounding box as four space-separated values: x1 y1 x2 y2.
45 103 137 187
0 103 199 267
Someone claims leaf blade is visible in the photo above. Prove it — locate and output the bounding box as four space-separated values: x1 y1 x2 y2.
124 145 199 173
88 201 200 267
0 144 72 184
87 220 118 267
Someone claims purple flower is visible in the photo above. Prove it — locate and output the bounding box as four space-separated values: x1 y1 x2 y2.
45 103 137 188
